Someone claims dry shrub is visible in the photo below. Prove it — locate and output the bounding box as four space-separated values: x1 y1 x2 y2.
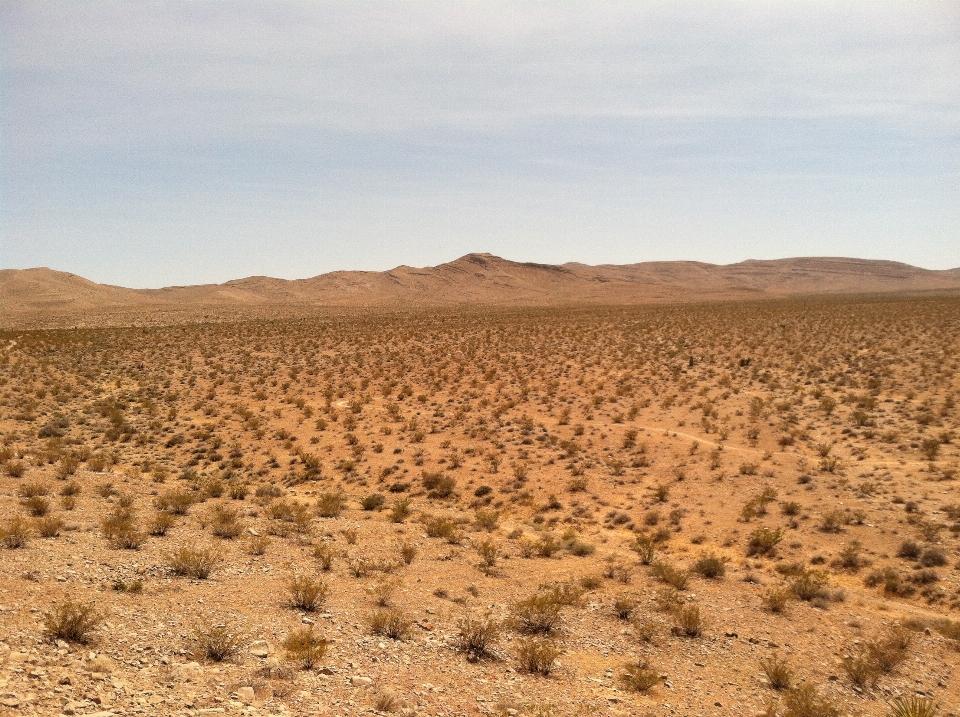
457 612 501 660
515 637 561 676
369 578 399 607
167 545 219 578
631 533 657 564
474 508 500 531
398 541 418 565
512 588 567 635
782 684 840 717
620 661 661 692
247 535 270 556
372 690 401 713
475 537 500 569
23 495 50 517
651 561 689 590
389 497 412 523
209 504 244 538
613 593 639 620
313 543 335 569
282 626 329 669
671 604 704 637
762 587 793 614
287 574 328 612
155 488 195 515
425 516 462 543
149 511 176 536
361 493 385 511
17 481 49 499
841 651 880 689
1 516 30 548
747 526 784 557
4 460 26 478
369 608 412 640
193 622 244 662
760 654 793 690
692 553 726 579
101 506 145 549
43 601 103 643
315 492 346 518
36 515 64 538
791 570 829 602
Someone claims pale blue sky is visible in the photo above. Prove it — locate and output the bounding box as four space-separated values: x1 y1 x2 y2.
2 1 958 287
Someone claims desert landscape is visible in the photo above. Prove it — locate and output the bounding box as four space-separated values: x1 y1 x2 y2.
1 262 959 717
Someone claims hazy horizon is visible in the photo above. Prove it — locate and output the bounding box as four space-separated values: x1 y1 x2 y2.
3 2 959 288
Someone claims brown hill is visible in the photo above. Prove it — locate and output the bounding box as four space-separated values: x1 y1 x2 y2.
3 255 960 325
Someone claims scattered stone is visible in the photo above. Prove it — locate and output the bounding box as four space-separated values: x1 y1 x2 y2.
351 676 373 686
237 686 255 704
249 640 271 658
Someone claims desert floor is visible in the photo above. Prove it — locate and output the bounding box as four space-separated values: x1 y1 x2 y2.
0 296 958 717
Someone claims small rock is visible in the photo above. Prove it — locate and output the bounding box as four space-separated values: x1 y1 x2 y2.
237 686 255 704
319 666 335 675
249 641 271 658
351 676 373 686
1 697 20 708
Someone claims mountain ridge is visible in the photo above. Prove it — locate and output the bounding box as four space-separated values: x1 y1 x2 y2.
3 254 960 324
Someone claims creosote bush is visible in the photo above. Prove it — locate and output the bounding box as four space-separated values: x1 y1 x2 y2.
43 600 103 644
282 626 329 669
193 622 244 662
1 516 31 548
287 574 328 612
167 546 219 579
515 637 561 676
369 608 412 640
457 612 501 660
620 661 661 692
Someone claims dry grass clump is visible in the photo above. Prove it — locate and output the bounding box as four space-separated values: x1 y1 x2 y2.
1 515 31 548
781 684 840 717
42 600 103 644
167 545 219 578
315 492 346 518
512 590 566 635
155 488 195 515
670 604 704 637
101 505 145 549
456 612 501 660
369 608 412 640
515 637 561 676
209 504 244 538
312 543 335 570
692 553 726 579
620 661 661 692
286 574 328 612
36 515 64 538
282 626 329 669
651 561 689 590
193 622 244 662
147 509 174 535
760 654 793 690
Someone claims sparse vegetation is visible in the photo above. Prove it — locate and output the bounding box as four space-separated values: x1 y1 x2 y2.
0 294 957 713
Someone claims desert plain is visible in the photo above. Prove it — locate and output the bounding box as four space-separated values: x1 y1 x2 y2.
0 258 959 717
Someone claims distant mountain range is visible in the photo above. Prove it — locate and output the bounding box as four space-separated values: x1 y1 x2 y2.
3 254 960 324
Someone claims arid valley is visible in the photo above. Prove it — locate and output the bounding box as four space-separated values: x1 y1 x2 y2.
0 258 958 717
